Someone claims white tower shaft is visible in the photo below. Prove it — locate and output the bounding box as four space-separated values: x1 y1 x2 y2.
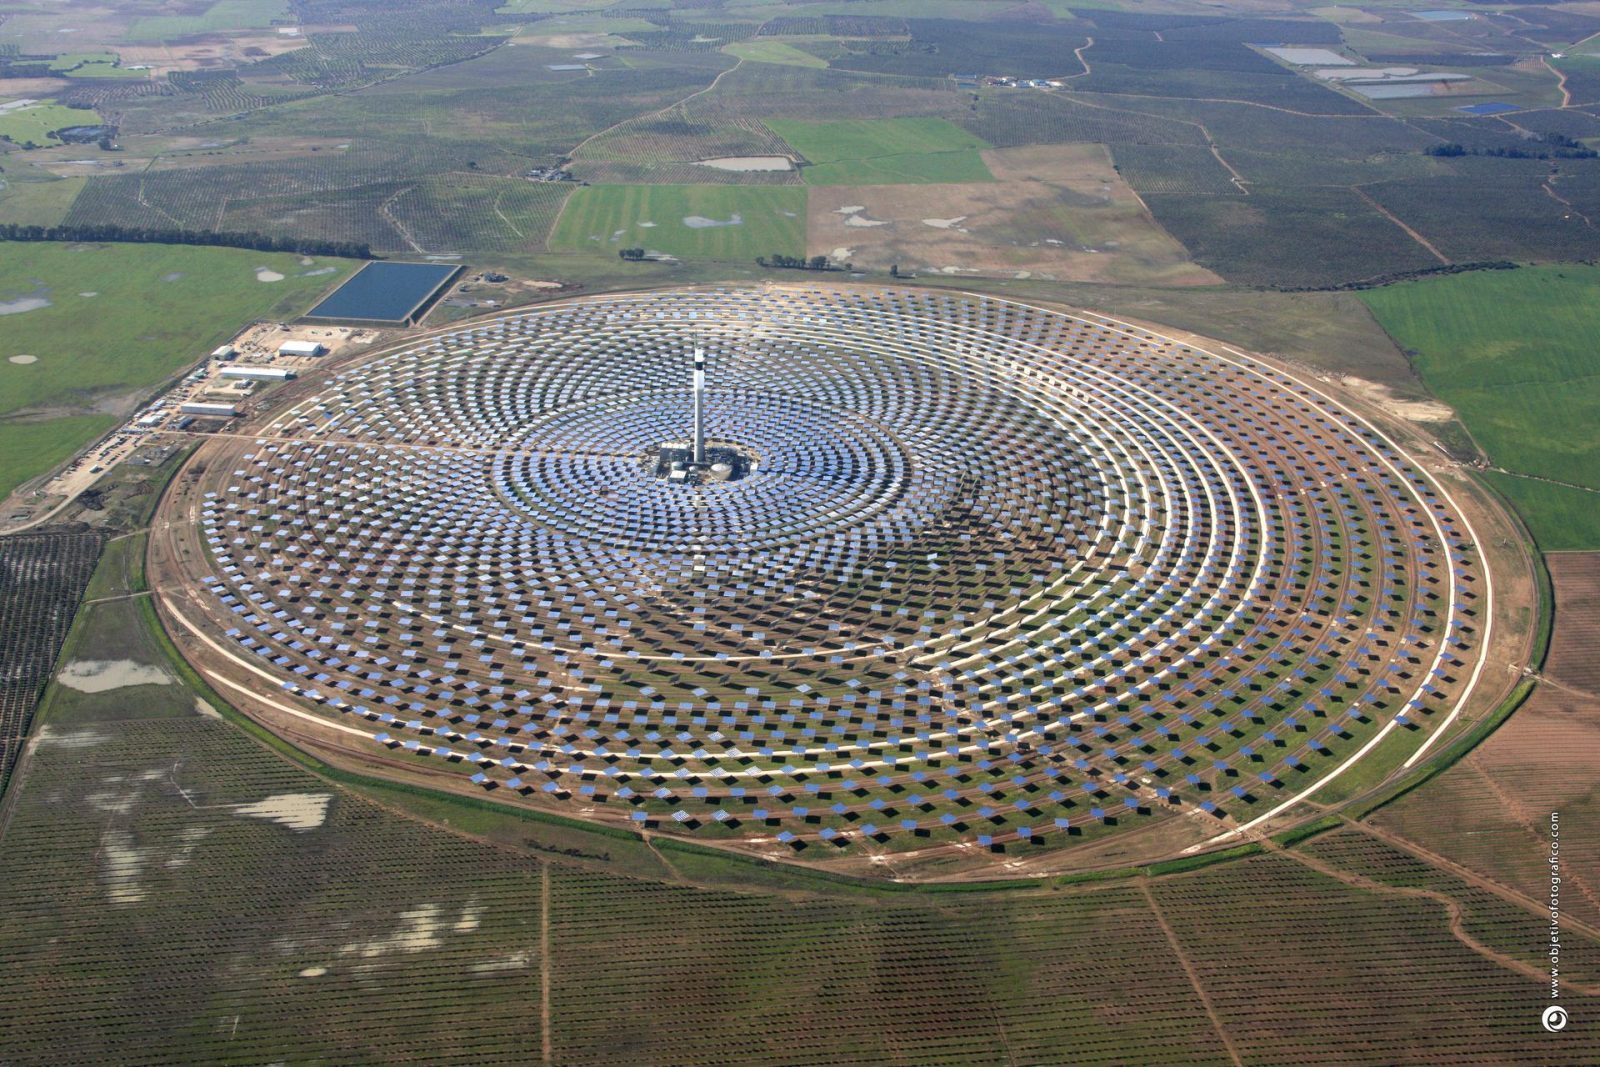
692 347 706 466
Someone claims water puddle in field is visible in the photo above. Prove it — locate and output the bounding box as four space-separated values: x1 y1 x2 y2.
32 724 109 748
101 830 148 905
471 952 531 974
682 213 743 229
59 659 174 693
0 293 50 315
333 899 489 969
89 770 211 905
231 792 332 831
455 900 483 932
345 904 445 959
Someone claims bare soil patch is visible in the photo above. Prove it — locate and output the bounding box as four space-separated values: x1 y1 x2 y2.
58 659 173 693
805 144 1220 285
0 77 70 96
1340 376 1456 423
116 33 307 77
513 32 631 50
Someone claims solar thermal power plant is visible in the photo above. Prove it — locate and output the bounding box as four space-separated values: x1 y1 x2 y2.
154 285 1492 865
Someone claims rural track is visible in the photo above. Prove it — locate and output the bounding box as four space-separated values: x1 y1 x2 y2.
1458 744 1600 922
1351 819 1600 946
377 185 426 254
1485 466 1600 495
1275 831 1600 995
1545 56 1573 109
566 49 749 162
1043 90 1250 195
1064 88 1389 120
1064 37 1094 80
1139 882 1245 1067
1541 175 1595 229
82 589 152 606
1352 186 1451 265
540 862 553 1066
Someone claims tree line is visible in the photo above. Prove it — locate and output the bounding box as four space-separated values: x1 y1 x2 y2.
1274 260 1519 293
756 253 851 272
0 223 374 259
1426 132 1597 160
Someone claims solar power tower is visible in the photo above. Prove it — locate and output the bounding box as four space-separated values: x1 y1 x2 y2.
692 345 707 467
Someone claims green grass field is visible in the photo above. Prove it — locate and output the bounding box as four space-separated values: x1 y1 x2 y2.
0 102 93 146
765 117 995 185
0 243 356 500
48 53 146 79
0 416 117 502
549 184 806 262
126 0 290 41
723 40 830 69
0 172 86 226
1361 265 1600 548
1480 472 1600 552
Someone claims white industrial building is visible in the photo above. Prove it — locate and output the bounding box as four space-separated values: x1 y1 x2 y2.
220 365 296 381
278 340 326 357
180 401 240 418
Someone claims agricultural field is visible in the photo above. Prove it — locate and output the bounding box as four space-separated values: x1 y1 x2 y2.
722 39 828 70
25 0 1590 289
804 144 1221 285
765 117 994 185
0 101 95 146
1360 265 1600 548
548 183 805 261
0 528 103 793
0 243 355 500
46 53 145 78
1142 184 1443 289
125 0 293 42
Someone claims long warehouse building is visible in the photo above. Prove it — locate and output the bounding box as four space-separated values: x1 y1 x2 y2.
179 401 241 418
220 366 296 381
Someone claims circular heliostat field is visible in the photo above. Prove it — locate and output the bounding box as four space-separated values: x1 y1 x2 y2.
158 286 1494 861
